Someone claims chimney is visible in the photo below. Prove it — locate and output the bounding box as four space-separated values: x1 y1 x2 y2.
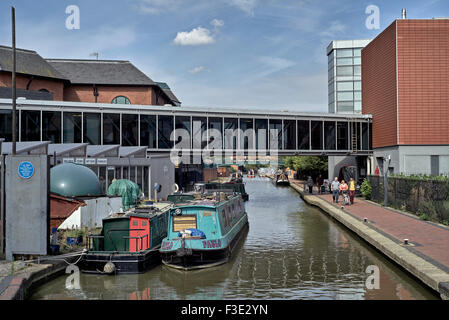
401 8 406 19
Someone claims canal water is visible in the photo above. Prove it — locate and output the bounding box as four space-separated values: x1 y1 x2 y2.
31 178 438 300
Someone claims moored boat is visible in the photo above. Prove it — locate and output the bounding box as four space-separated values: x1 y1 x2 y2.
160 192 249 270
198 182 249 201
80 201 172 274
274 172 290 186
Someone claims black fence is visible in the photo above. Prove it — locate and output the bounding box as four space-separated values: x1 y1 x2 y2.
367 175 449 223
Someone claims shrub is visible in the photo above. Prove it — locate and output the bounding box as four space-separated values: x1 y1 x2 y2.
361 178 372 200
419 213 429 221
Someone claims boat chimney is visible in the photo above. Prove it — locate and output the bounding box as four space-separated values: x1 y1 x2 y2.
401 8 407 19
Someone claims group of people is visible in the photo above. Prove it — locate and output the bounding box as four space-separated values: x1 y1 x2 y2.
330 177 356 206
306 175 356 206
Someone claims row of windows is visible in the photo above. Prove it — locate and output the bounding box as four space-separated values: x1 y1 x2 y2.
336 65 361 77
0 109 372 151
337 91 362 101
336 48 362 58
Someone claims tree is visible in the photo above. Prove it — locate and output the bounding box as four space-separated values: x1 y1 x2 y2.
284 156 328 178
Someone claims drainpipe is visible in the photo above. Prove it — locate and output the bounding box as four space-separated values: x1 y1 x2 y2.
93 84 98 103
25 75 34 90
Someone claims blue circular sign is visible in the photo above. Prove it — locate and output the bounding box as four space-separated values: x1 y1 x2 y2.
18 161 34 179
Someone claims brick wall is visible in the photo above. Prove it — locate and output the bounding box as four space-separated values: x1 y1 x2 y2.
63 85 154 104
0 72 64 101
363 19 449 148
396 19 449 145
362 21 398 148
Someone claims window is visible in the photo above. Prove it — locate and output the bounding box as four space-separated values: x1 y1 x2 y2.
311 121 323 150
240 118 254 150
269 119 282 150
21 110 40 141
354 65 361 76
112 96 131 104
337 81 353 91
337 122 349 150
122 114 138 146
224 118 238 150
337 66 353 77
336 57 353 66
158 115 174 149
283 120 296 150
336 49 353 57
297 120 310 150
337 101 354 113
255 119 268 150
354 81 361 91
354 91 362 101
103 113 120 145
324 122 336 150
83 113 101 145
42 111 61 143
140 115 157 148
173 215 197 232
353 48 362 57
63 112 82 143
337 91 353 101
353 57 361 65
208 117 223 149
39 88 49 93
175 116 191 149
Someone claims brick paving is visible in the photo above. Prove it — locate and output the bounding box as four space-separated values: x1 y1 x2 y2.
291 180 449 272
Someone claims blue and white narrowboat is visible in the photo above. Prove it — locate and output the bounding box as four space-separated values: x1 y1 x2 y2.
160 193 249 270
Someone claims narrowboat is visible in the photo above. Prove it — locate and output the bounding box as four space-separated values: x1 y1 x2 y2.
160 193 249 270
198 182 249 201
80 201 172 274
274 172 290 186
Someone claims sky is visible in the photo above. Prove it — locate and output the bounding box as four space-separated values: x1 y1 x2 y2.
0 0 447 112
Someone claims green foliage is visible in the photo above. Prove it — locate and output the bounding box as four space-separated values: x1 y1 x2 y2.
442 220 449 226
390 173 449 182
419 213 429 221
361 178 372 200
284 156 328 173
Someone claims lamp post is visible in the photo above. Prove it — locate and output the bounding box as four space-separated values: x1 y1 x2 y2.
11 7 17 155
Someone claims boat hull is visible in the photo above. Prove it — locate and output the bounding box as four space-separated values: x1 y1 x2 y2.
79 247 161 274
161 220 249 271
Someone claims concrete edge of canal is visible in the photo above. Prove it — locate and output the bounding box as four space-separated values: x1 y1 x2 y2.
289 182 449 300
0 257 77 300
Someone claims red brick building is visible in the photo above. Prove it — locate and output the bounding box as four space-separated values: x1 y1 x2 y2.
0 45 180 106
362 18 449 175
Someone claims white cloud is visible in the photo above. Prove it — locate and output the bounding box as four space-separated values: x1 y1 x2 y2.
136 0 183 14
173 27 215 46
319 20 346 38
210 19 225 28
189 66 205 74
227 0 257 15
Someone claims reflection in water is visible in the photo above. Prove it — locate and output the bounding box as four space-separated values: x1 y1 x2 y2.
31 178 438 300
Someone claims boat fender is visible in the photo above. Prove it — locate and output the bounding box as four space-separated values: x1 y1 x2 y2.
104 262 116 274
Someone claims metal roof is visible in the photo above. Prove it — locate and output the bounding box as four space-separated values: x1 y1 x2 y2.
48 143 88 156
86 145 120 158
0 45 67 80
1 141 50 155
326 39 372 55
46 59 155 86
119 146 147 158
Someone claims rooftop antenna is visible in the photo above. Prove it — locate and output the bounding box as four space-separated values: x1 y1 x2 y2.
89 52 99 60
401 8 407 19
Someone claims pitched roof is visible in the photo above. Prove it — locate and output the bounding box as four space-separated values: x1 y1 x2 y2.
0 45 67 80
155 82 181 105
46 59 156 86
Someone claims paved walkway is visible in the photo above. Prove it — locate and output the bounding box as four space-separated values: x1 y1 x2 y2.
292 179 449 273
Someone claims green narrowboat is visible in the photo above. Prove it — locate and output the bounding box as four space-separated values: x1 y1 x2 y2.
80 202 172 274
160 193 249 270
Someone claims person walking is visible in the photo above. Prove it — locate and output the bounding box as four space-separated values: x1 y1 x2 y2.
339 180 349 207
349 177 356 205
316 174 324 194
330 177 340 203
307 176 314 193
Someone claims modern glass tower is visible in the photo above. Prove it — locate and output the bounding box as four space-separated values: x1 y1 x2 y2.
327 40 371 114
